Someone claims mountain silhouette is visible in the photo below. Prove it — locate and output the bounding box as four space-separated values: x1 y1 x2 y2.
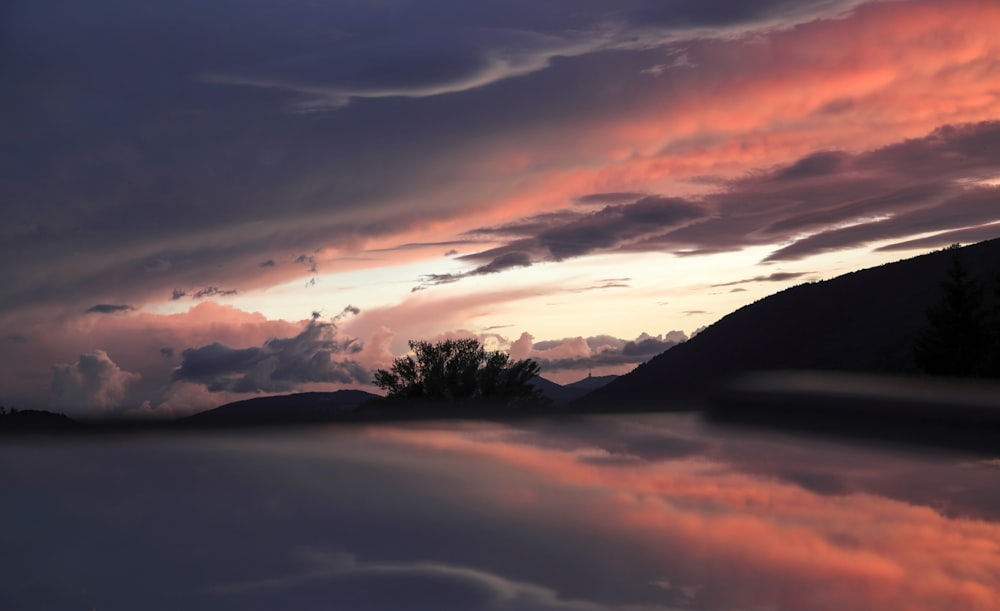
530 375 617 406
183 390 380 426
578 238 1000 410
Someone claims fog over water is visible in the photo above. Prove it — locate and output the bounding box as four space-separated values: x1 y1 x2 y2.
3 414 999 610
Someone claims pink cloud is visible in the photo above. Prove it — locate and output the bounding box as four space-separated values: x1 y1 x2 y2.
51 350 141 417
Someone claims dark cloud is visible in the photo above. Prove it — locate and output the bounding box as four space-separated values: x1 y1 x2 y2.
171 289 187 301
770 151 849 181
876 224 1000 253
295 255 318 273
85 304 135 314
466 211 584 238
574 192 647 206
541 197 706 260
160 346 175 359
143 258 171 273
193 286 239 300
1 0 994 344
621 336 677 357
420 196 706 287
365 240 480 254
763 186 1000 261
259 259 276 268
437 120 1000 283
416 252 535 290
172 315 367 393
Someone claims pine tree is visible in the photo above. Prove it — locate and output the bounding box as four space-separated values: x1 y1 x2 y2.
913 253 989 377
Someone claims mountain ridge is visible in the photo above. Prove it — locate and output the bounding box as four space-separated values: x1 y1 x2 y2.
577 238 1000 410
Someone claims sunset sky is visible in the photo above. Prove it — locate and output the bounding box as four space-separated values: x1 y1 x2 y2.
3 0 1000 415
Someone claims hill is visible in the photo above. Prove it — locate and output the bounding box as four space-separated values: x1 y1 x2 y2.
577 238 1000 410
531 375 617 406
183 390 380 426
182 375 618 426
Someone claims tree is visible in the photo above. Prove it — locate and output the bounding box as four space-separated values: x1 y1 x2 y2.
913 253 990 377
374 338 544 406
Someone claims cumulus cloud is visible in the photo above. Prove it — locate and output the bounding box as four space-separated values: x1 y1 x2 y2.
172 310 369 393
513 331 688 373
51 350 141 416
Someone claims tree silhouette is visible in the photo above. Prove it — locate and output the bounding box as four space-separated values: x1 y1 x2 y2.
913 252 989 377
985 268 1000 378
374 338 543 405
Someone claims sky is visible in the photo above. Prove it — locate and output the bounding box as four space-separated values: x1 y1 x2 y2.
2 0 1000 415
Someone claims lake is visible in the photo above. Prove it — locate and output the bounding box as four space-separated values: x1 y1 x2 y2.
2 413 998 610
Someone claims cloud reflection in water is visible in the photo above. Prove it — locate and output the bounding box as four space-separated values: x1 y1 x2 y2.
1 415 998 610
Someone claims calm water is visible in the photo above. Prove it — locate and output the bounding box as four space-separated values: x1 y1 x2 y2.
2 413 999 610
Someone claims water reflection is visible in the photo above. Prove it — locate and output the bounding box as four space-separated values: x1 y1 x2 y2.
2 414 998 610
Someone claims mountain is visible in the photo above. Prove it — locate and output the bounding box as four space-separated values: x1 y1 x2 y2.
577 238 1000 410
182 375 618 426
0 409 77 432
531 375 617 406
183 390 380 425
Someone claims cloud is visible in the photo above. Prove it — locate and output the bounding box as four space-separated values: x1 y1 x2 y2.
294 254 318 273
875 223 1000 253
3 0 998 325
85 304 134 314
259 259 276 268
172 311 369 393
51 350 141 416
200 29 578 112
573 192 646 206
420 197 706 288
416 252 535 290
209 550 608 611
711 272 810 287
192 286 239 300
514 331 688 373
432 120 1000 284
197 0 870 113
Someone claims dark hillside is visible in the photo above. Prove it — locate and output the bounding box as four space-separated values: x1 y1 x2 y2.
183 390 380 425
579 238 1000 409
